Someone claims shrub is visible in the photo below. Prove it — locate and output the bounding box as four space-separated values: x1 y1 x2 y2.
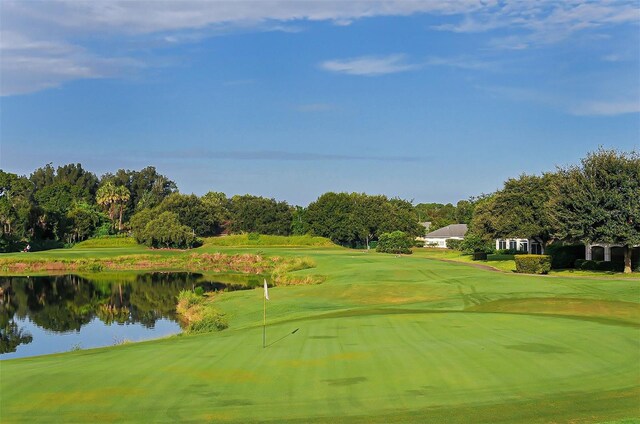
138 211 198 249
446 239 463 250
194 286 205 296
514 255 552 274
546 244 585 269
497 248 528 255
376 231 413 254
188 309 228 333
472 252 487 261
574 259 620 272
459 233 494 254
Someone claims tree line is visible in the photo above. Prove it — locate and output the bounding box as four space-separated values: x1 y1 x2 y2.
465 149 639 273
2 163 474 251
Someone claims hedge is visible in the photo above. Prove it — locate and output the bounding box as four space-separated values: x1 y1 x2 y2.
574 259 626 272
546 244 585 269
472 252 488 261
376 231 413 255
514 255 552 274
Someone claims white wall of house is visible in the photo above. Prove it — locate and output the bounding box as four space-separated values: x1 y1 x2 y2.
425 236 464 248
495 238 544 254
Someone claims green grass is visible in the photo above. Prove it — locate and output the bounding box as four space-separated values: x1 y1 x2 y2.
413 248 517 272
1 245 639 423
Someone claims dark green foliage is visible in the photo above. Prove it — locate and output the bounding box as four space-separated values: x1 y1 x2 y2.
549 149 640 273
545 244 585 269
307 192 421 248
459 232 494 254
0 170 37 247
514 255 552 274
471 174 555 249
136 211 199 249
66 202 106 244
414 202 456 229
445 239 463 250
229 195 293 235
454 199 476 224
574 260 623 272
376 231 413 254
52 163 99 202
25 239 65 252
157 193 222 236
496 248 527 255
291 206 310 235
101 166 177 216
472 252 488 261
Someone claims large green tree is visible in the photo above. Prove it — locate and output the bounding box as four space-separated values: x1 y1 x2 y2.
101 166 177 215
228 195 293 235
306 192 421 248
470 174 555 249
157 193 223 236
0 171 36 245
548 149 640 273
414 202 457 230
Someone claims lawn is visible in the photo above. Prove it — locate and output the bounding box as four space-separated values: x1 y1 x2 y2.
1 244 639 423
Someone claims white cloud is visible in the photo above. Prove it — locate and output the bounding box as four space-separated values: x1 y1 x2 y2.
480 84 640 117
0 30 143 95
570 100 640 116
321 54 419 76
436 0 640 49
1 0 638 95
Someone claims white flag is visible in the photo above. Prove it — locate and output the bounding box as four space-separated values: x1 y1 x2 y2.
263 279 270 301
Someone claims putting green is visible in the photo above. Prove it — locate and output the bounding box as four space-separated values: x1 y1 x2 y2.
1 247 639 423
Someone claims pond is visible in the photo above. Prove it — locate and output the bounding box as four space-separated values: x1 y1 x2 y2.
0 272 263 360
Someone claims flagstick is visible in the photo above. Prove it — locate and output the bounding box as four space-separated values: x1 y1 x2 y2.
263 293 266 348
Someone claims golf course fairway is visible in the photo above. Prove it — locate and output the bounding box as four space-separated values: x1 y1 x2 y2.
1 246 639 423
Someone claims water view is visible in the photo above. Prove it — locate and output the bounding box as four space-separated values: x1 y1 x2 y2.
0 272 262 359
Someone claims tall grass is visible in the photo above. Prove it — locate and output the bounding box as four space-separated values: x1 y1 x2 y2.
176 290 228 333
73 236 140 249
202 234 337 247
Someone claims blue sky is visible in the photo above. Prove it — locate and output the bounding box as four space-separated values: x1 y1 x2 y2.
1 1 639 206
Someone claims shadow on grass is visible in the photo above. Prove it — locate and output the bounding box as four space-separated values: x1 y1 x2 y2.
266 328 299 348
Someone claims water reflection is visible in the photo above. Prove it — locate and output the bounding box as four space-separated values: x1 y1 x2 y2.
0 272 260 357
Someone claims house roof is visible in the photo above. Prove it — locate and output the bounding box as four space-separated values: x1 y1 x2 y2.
425 224 468 238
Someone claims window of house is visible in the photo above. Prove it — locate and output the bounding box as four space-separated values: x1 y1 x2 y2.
498 240 506 250
520 241 528 252
509 240 517 250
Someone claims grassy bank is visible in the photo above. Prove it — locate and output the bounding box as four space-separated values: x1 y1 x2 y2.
2 244 639 423
203 234 337 247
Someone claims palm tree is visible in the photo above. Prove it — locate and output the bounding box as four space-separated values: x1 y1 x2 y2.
115 185 130 231
96 182 130 232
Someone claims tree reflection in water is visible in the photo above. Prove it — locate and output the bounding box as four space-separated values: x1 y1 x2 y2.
0 272 260 354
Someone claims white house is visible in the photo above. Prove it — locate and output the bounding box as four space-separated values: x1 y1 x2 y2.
424 224 468 248
495 238 544 254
